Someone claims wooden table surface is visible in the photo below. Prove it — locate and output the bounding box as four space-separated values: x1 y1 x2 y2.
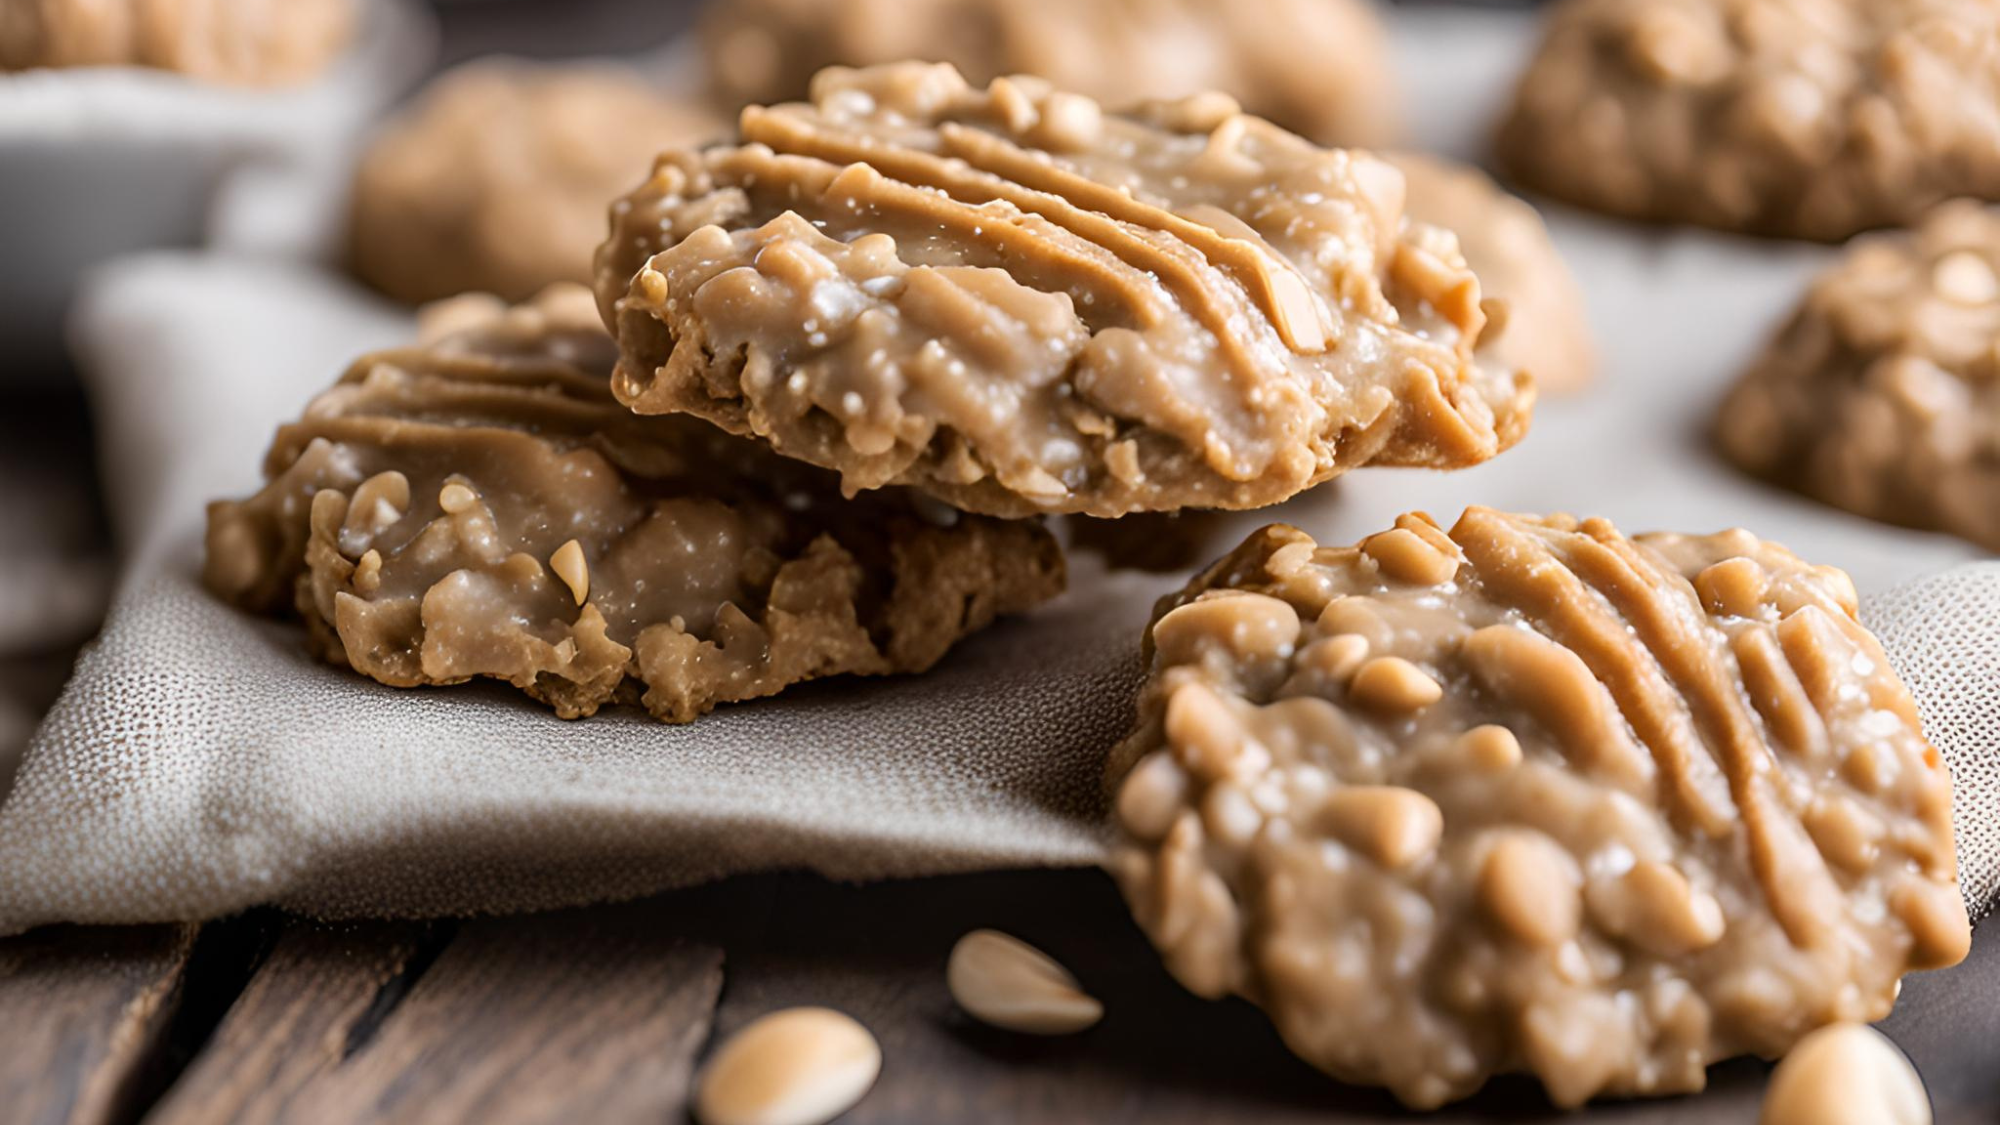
4 869 1994 1125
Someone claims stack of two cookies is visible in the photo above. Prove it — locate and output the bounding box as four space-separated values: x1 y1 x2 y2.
205 62 1969 1112
207 61 1530 722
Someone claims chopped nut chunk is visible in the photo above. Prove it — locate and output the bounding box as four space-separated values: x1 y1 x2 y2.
204 285 1063 723
1108 508 1966 1109
946 929 1104 1035
597 63 1532 519
694 1008 881 1125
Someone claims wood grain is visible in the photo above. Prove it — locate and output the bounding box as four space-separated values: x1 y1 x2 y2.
142 905 722 1125
145 921 437 1125
0 923 195 1125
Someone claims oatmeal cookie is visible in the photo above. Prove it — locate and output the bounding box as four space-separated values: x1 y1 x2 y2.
701 0 1394 147
204 285 1064 724
1719 200 2000 550
350 60 725 306
1393 153 1595 394
1496 0 2000 241
597 63 1532 519
1108 508 1967 1108
0 0 353 85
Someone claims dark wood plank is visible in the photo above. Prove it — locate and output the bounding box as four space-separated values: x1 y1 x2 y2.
33 870 1980 1125
0 924 196 1125
154 905 722 1125
693 869 1948 1125
145 921 437 1125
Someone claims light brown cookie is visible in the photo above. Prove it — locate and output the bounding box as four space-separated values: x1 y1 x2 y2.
701 0 1395 148
203 285 1064 724
0 0 353 85
1392 153 1595 394
1719 200 2000 550
597 63 1532 520
1496 0 2000 241
349 60 725 306
1107 508 1967 1109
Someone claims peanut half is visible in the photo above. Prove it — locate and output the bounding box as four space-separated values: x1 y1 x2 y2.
693 1007 881 1125
1760 1023 1930 1125
947 929 1104 1035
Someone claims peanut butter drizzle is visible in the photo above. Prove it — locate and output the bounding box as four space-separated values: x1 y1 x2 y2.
1462 511 1853 951
1588 522 1844 950
731 108 1302 477
1452 510 1736 838
1728 627 1825 761
744 105 1321 358
932 119 1335 352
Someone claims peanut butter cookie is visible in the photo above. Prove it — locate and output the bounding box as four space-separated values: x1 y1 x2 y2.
701 0 1394 147
350 60 725 306
1497 0 2000 241
598 63 1532 519
1108 508 1967 1108
204 285 1064 723
1719 200 2000 550
0 0 353 85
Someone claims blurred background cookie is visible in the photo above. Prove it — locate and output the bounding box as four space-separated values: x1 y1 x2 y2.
1496 0 2000 241
1392 151 1594 394
1718 199 2000 550
348 58 724 305
701 0 1396 147
0 0 356 85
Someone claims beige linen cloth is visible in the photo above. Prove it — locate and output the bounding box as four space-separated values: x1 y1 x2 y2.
2 9 1997 934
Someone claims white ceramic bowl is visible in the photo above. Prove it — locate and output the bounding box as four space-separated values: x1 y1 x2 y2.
0 0 436 377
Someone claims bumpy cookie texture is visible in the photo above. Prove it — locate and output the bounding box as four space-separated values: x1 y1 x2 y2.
1720 201 2000 550
350 61 724 306
598 63 1532 519
203 285 1063 724
1393 153 1595 394
1497 0 2000 241
0 0 352 85
1108 508 1967 1109
701 0 1394 147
